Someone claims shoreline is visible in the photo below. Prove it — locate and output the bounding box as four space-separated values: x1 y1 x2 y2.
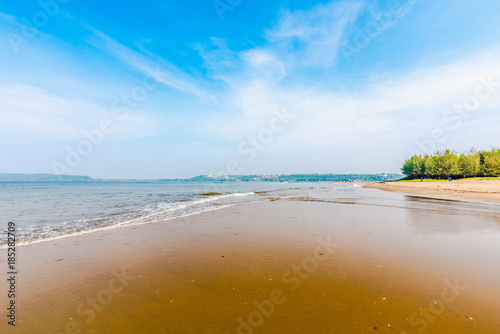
3 196 500 333
364 179 500 204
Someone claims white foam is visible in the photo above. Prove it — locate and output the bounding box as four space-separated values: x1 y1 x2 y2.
1 190 322 249
0 192 259 249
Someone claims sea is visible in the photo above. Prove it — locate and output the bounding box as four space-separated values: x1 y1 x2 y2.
0 181 341 247
3 180 500 249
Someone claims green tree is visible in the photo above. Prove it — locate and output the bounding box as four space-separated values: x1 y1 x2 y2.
423 155 437 178
401 156 424 178
432 151 446 179
480 148 500 176
402 148 498 179
459 151 480 178
401 159 414 178
440 150 460 178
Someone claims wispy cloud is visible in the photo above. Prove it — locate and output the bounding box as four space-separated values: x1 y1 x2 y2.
0 84 104 140
0 11 19 25
200 42 500 153
192 37 242 84
0 84 154 141
2 0 499 176
196 1 361 86
266 1 362 68
188 0 500 158
88 29 215 101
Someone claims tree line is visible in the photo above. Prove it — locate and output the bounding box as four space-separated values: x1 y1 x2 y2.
401 148 500 179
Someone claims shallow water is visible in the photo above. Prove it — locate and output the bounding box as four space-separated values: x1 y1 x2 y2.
0 181 334 246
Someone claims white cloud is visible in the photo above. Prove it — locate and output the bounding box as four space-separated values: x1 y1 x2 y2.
3 0 500 176
88 30 215 101
196 1 361 86
0 84 101 139
0 84 155 141
190 0 500 157
193 37 243 84
200 45 500 156
266 1 362 68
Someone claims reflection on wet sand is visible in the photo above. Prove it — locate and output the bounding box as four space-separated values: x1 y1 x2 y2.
404 195 500 234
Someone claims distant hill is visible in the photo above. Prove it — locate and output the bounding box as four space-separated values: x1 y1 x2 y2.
0 173 93 182
0 173 403 183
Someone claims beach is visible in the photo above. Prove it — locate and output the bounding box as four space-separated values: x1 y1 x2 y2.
3 186 500 333
4 0 500 333
365 179 500 203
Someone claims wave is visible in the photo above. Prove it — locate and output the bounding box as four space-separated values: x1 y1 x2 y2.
0 191 260 249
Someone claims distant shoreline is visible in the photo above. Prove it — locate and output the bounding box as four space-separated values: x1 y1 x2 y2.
0 172 403 183
365 179 500 204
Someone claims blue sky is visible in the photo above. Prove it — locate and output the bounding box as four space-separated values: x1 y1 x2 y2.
1 0 500 178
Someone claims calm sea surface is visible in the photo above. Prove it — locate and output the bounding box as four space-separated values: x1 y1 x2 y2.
0 181 334 246
2 181 500 249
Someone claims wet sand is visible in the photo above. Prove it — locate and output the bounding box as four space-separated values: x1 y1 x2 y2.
365 179 500 203
2 192 500 333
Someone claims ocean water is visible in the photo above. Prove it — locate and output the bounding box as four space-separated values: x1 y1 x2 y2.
3 181 500 248
0 181 337 247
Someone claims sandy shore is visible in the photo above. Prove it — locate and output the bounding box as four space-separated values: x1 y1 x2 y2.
2 195 500 333
365 179 500 203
